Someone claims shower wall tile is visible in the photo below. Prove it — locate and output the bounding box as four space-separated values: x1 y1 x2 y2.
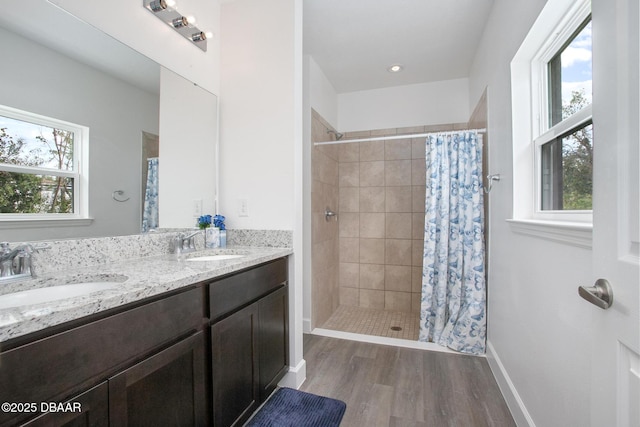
359 213 385 238
412 138 426 159
411 158 426 186
339 162 359 187
339 238 359 263
411 239 424 267
385 160 412 186
412 266 423 293
339 212 359 237
384 265 412 292
339 187 359 212
386 186 412 212
359 140 385 161
411 292 422 313
398 125 426 135
360 264 385 290
339 142 359 163
312 150 339 186
334 122 466 314
360 238 385 264
360 187 385 212
360 289 385 309
412 186 426 212
339 262 360 287
385 291 411 312
412 213 425 240
340 287 359 307
386 213 412 239
360 161 385 187
385 239 412 266
344 130 371 139
385 139 412 160
371 127 397 137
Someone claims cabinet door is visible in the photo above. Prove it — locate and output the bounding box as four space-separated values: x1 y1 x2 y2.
108 331 207 427
211 304 259 427
20 382 108 427
258 285 289 401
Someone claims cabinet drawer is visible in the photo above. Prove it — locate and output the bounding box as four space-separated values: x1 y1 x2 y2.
0 287 202 426
209 258 287 321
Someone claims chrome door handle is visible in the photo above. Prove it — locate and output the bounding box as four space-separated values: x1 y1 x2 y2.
578 278 614 309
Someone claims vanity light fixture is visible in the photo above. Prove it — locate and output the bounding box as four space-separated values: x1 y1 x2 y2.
172 16 188 28
387 64 404 73
143 0 210 51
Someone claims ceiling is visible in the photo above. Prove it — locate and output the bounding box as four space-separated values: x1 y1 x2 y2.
304 0 494 94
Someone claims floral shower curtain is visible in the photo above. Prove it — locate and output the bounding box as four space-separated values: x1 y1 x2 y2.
142 157 159 233
419 132 486 355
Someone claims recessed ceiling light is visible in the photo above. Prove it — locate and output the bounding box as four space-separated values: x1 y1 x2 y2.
387 64 403 73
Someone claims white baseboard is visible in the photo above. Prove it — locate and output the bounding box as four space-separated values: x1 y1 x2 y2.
486 340 536 427
303 317 312 334
278 358 307 389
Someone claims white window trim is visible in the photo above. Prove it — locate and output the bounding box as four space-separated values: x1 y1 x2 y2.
510 0 593 244
0 105 90 226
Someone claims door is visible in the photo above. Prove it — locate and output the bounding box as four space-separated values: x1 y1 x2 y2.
108 332 207 427
20 382 108 427
258 285 289 401
589 0 640 425
211 303 259 427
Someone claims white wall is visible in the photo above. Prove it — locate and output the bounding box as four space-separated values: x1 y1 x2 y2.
468 1 598 425
337 78 469 132
219 0 296 230
308 56 339 129
219 0 305 389
158 67 218 228
49 0 220 95
0 27 159 241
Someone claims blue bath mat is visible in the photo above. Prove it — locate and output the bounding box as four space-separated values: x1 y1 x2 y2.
245 387 346 427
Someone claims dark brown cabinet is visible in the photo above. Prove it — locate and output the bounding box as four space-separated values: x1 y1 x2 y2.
1 257 289 427
109 331 207 427
209 258 289 427
20 382 109 427
211 304 259 427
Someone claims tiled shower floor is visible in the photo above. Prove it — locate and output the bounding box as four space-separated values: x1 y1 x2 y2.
320 305 419 340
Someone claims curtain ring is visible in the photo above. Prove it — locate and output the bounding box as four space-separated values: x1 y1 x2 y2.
112 190 130 202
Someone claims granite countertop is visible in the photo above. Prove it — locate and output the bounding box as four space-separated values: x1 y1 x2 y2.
0 246 292 344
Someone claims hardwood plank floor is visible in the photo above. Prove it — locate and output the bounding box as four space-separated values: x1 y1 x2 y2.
300 334 516 427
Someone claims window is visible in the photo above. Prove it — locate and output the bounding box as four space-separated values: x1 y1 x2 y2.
509 0 593 246
536 17 593 214
0 105 88 220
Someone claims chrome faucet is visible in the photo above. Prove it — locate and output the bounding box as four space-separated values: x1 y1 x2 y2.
173 231 201 255
0 242 50 283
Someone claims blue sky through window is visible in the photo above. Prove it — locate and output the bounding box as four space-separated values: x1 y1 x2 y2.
560 20 592 106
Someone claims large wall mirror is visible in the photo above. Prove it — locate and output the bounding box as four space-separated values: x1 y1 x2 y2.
0 0 218 242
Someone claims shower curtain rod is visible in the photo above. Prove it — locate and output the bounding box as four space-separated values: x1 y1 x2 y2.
314 128 487 146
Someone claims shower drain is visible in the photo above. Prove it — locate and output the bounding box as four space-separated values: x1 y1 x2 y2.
390 326 403 331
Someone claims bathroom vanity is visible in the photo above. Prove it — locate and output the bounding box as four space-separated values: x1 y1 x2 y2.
0 247 290 427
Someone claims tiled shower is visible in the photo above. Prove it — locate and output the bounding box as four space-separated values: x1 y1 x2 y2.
311 109 479 338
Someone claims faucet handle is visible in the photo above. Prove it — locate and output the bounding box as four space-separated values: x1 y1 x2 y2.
0 242 10 254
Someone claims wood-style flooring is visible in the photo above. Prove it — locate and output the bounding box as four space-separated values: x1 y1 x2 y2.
300 334 516 427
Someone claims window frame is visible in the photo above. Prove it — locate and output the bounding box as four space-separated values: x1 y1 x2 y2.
509 0 594 247
529 2 593 223
0 104 89 222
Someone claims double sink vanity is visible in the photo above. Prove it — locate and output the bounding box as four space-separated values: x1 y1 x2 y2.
0 233 292 427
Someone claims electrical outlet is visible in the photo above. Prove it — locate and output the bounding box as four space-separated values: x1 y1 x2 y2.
238 198 248 217
193 199 203 217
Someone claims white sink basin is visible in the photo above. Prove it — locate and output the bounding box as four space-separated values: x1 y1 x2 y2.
186 254 246 262
0 282 119 309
